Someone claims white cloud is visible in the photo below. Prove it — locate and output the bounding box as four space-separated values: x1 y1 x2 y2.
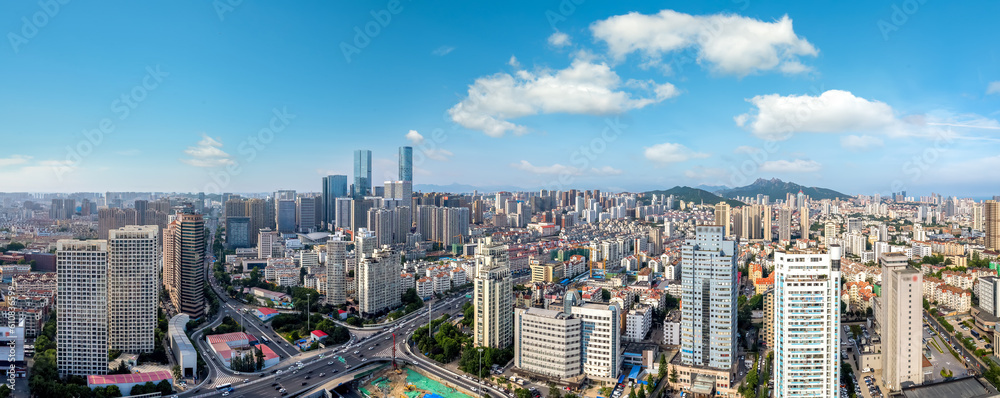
987 81 1000 95
759 159 821 173
0 155 32 167
181 134 234 167
590 10 817 76
510 160 622 176
643 142 709 164
548 31 571 47
736 90 899 140
450 59 678 137
840 135 884 151
432 46 455 56
508 55 520 68
405 130 424 145
424 148 454 161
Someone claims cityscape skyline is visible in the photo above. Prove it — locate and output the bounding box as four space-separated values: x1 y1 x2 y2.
2 2 1000 195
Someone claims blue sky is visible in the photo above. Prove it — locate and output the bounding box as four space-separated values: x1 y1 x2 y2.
1 1 999 196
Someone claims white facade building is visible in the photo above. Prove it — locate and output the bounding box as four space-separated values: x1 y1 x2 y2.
513 307 582 379
57 239 109 377
570 303 621 381
625 306 652 342
680 226 737 371
772 246 841 398
107 225 159 354
474 238 514 349
357 247 401 315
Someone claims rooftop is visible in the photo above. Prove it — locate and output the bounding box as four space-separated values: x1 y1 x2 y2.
88 370 173 386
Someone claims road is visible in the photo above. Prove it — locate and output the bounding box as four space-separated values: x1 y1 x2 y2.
179 278 472 398
924 312 987 376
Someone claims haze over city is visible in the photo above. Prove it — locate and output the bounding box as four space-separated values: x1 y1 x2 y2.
3 2 1000 398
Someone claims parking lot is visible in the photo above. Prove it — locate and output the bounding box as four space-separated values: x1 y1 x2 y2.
923 324 970 382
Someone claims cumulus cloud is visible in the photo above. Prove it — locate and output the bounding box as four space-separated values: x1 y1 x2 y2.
644 142 709 164
432 46 455 56
591 10 817 76
510 160 622 176
735 90 899 140
508 56 520 68
759 159 821 173
988 81 1000 95
405 130 452 161
548 31 571 47
449 59 678 137
181 134 234 167
0 155 32 167
840 135 884 151
405 130 425 145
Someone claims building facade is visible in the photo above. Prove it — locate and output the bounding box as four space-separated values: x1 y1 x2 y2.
880 252 923 391
513 307 582 380
772 246 841 398
107 226 159 353
474 238 514 349
57 240 109 377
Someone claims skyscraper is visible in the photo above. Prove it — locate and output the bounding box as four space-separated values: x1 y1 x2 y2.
799 204 809 239
778 207 792 242
57 239 109 377
164 211 206 319
322 175 348 227
295 195 320 233
714 202 731 236
772 246 841 398
275 190 297 234
679 225 737 370
354 149 372 198
474 237 513 349
246 198 267 247
880 252 923 391
398 146 412 182
973 202 984 232
107 225 159 354
986 200 999 251
326 238 348 306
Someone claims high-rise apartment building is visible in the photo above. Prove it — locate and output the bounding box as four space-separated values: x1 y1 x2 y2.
357 247 401 316
326 238 348 306
354 149 372 198
772 246 841 398
824 221 838 245
799 204 809 239
398 146 413 182
322 175 348 226
225 216 250 249
164 212 206 319
973 202 984 232
513 307 582 380
714 202 730 236
779 207 792 242
880 252 923 391
678 226 737 385
474 237 513 349
986 200 999 251
107 225 159 353
57 239 109 377
258 228 280 259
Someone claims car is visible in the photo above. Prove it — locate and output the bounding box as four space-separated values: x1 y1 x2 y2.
328 361 334 365
306 376 311 380
243 379 250 383
363 358 368 362
354 351 359 354
319 373 325 377
222 393 230 397
369 346 374 350
272 383 279 387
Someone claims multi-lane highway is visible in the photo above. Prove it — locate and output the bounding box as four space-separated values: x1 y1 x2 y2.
180 277 472 398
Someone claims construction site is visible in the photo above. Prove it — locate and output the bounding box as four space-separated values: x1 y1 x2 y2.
356 367 473 398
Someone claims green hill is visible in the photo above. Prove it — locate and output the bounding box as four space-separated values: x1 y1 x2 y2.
643 186 745 207
717 178 850 201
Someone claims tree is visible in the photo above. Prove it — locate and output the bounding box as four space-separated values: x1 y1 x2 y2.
647 375 656 393
515 389 532 398
549 384 562 398
659 354 668 380
637 387 646 398
670 368 679 385
172 364 182 380
601 288 612 302
0 384 10 398
628 387 636 398
157 379 173 395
